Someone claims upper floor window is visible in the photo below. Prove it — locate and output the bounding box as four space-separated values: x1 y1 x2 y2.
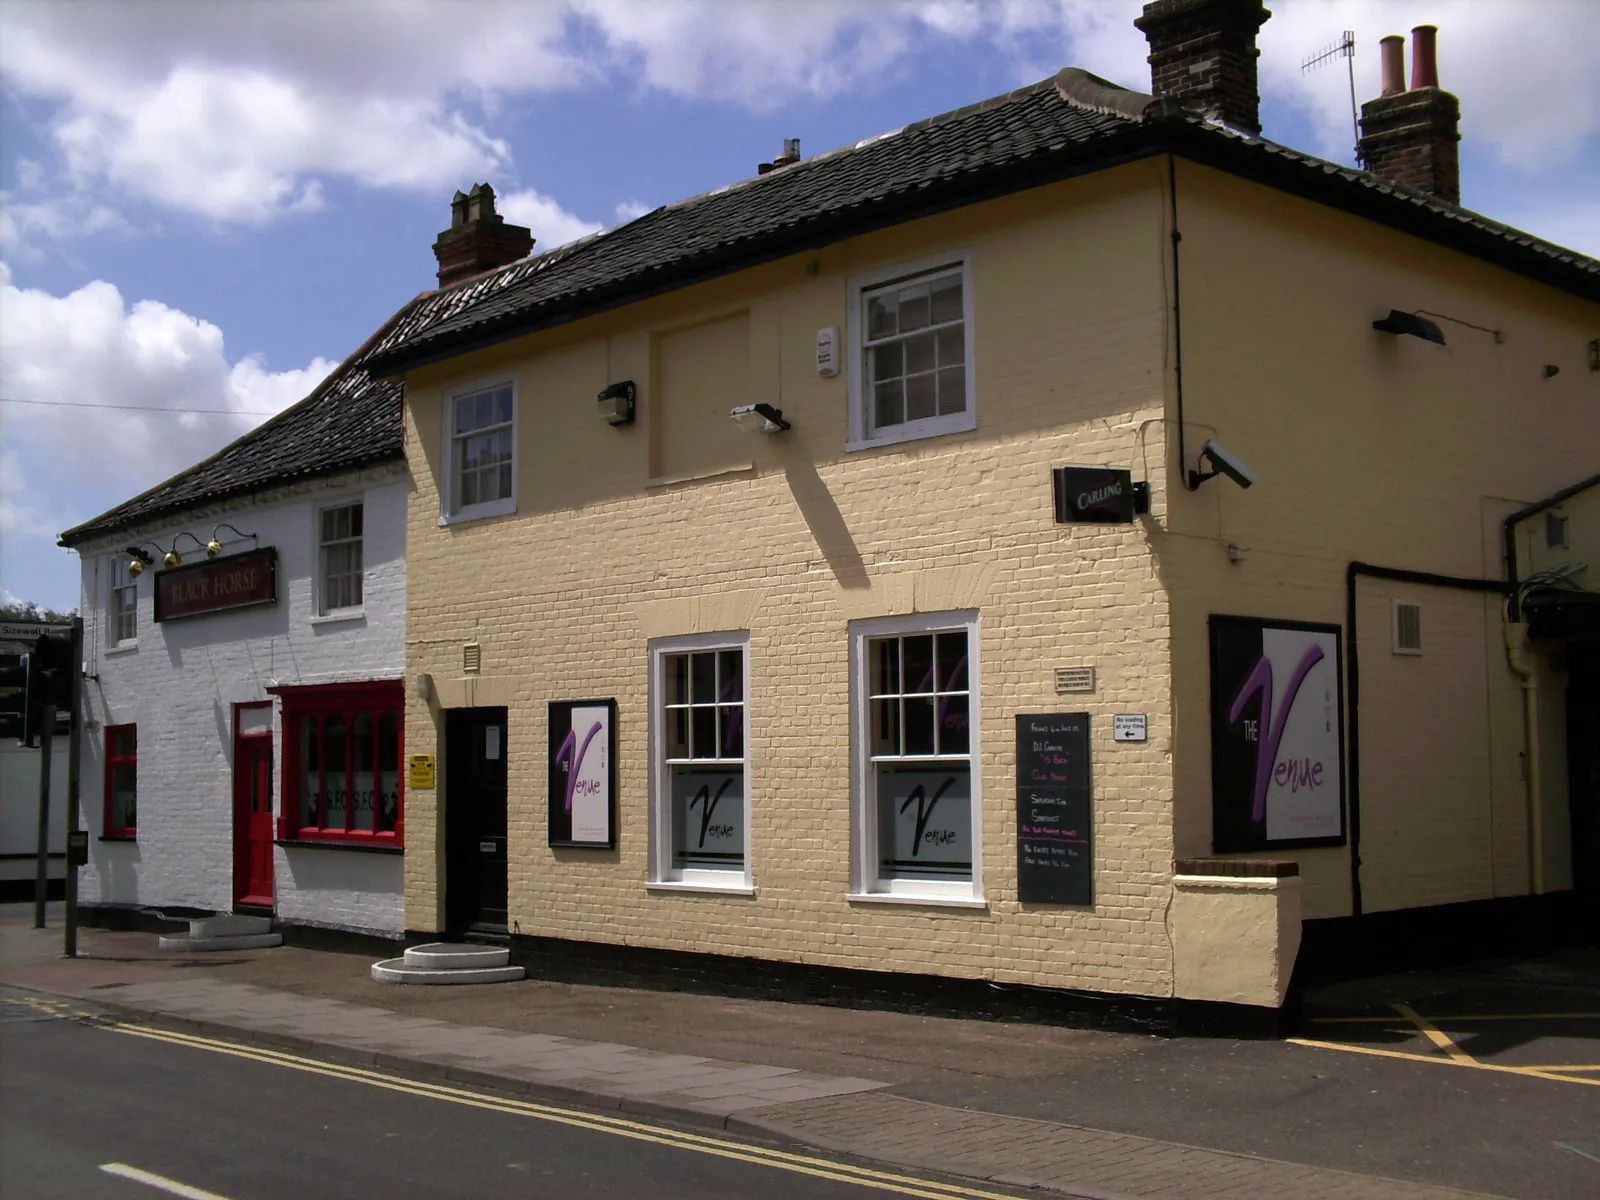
318 502 363 615
104 725 137 837
649 633 750 891
109 558 136 644
850 611 982 903
446 381 516 521
848 252 975 450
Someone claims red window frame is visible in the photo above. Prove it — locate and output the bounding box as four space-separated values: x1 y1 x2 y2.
278 681 404 846
104 724 137 838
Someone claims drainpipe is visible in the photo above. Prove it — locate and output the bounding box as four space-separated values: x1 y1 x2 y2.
1503 622 1544 894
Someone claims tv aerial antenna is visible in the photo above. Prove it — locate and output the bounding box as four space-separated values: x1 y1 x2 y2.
1302 30 1361 165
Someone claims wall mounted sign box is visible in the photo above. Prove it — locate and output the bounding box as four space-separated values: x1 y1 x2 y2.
154 548 277 622
1209 614 1345 853
1015 713 1093 905
1052 467 1148 524
548 699 617 848
407 755 436 789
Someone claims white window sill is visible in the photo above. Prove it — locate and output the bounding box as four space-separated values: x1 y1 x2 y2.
439 497 516 526
310 610 365 627
845 413 975 454
104 641 139 657
647 880 756 897
847 891 988 910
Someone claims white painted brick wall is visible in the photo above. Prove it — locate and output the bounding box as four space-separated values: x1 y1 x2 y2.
72 465 407 936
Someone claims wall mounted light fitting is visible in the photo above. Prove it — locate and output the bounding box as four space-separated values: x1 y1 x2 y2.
597 380 636 426
207 523 257 557
1372 309 1446 345
124 543 160 576
729 403 790 433
1588 338 1599 372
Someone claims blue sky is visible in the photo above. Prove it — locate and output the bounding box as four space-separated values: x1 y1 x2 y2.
3 0 1597 613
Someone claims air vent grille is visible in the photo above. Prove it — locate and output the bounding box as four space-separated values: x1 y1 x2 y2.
463 643 482 673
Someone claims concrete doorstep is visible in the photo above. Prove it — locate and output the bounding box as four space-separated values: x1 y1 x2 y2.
3 974 1511 1200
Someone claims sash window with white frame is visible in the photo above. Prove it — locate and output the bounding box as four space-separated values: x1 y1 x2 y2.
318 502 363 615
651 633 749 889
851 612 981 902
448 382 515 518
849 252 975 449
109 558 136 644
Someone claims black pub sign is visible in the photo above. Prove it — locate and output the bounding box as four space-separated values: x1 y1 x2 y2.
1052 466 1141 524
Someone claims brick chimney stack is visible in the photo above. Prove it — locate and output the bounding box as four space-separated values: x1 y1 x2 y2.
432 183 534 289
1135 0 1272 134
1357 26 1461 204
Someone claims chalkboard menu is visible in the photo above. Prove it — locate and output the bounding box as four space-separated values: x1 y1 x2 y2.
1016 713 1093 905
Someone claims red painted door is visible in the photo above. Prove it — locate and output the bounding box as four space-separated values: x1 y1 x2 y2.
234 734 275 908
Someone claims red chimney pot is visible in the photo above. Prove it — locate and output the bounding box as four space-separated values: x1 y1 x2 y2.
1379 35 1406 96
1411 24 1439 89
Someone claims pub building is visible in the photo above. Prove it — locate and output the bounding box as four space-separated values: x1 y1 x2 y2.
58 303 418 938
370 3 1594 1030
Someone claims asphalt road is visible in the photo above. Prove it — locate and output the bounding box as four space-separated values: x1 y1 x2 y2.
0 1007 1019 1200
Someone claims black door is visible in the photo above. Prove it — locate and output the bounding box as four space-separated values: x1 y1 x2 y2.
445 707 509 935
1568 645 1600 910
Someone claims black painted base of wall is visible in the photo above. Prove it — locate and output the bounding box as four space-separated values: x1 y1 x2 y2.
1296 890 1598 986
450 931 1294 1039
0 878 64 903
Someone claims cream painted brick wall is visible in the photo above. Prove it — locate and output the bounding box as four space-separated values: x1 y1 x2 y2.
74 467 407 935
1163 162 1599 919
404 165 1180 997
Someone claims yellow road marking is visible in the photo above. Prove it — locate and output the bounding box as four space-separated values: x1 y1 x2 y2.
1287 1037 1600 1086
1392 1003 1477 1065
98 1019 1022 1200
1309 1012 1600 1024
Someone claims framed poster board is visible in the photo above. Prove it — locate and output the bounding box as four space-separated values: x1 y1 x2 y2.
1015 713 1093 905
1209 615 1345 853
548 699 617 848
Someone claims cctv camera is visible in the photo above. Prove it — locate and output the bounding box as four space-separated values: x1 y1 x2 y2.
1191 439 1258 490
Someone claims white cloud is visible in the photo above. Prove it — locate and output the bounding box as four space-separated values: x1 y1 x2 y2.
3 0 1590 243
497 188 604 249
0 263 337 528
614 199 653 224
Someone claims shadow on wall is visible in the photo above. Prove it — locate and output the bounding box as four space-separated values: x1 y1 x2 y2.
785 460 869 590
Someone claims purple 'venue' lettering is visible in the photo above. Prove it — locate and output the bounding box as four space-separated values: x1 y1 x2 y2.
1228 644 1325 823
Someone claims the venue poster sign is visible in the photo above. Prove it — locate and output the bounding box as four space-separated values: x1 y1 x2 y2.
548 699 617 848
1209 616 1344 852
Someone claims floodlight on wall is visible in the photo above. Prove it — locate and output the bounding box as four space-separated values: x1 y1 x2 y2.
597 380 636 426
729 403 791 433
163 531 207 567
206 522 257 557
1372 309 1446 345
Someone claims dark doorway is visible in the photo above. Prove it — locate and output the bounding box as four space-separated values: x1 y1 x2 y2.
1567 644 1600 908
445 707 509 936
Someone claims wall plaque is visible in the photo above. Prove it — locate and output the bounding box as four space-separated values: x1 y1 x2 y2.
548 699 617 848
1016 713 1093 905
154 548 277 622
1210 615 1345 852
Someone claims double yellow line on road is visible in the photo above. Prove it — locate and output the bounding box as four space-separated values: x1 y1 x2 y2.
81 1011 1025 1200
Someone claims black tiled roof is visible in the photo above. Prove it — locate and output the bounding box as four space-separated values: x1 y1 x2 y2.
58 297 424 547
367 68 1598 374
